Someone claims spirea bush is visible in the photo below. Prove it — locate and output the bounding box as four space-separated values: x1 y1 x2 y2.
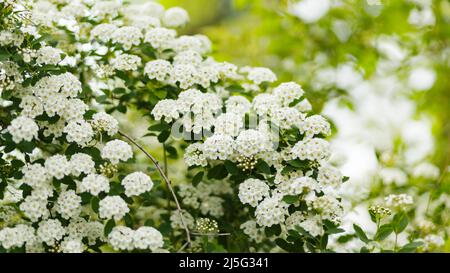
0 0 424 253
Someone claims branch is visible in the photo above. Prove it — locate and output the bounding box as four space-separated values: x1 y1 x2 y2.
118 130 192 248
192 232 231 236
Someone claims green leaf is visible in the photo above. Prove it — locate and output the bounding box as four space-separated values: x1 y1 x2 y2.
353 224 370 243
207 164 228 180
157 130 170 143
104 219 116 236
148 123 170 132
294 226 317 241
224 160 240 175
398 241 423 253
124 213 133 227
392 212 408 234
165 145 178 158
256 160 271 174
265 224 281 237
287 159 309 169
342 176 350 182
154 89 167 99
375 224 394 241
282 195 298 204
360 246 370 253
326 227 345 235
192 171 204 187
91 197 100 213
275 238 298 252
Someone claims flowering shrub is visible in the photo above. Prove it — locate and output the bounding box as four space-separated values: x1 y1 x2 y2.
0 0 441 254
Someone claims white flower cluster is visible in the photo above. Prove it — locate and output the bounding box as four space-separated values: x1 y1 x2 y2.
238 179 270 207
255 196 289 227
121 172 153 197
384 194 414 209
0 0 162 254
152 89 222 134
99 196 130 220
101 140 133 164
79 174 110 195
91 112 119 136
178 181 232 218
7 116 39 143
108 226 164 252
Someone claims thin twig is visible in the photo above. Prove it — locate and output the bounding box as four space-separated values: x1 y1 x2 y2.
118 130 191 248
191 232 231 236
177 242 190 253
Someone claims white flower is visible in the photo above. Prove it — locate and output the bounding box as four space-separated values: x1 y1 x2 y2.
121 172 153 197
162 7 189 28
144 27 176 50
203 134 235 160
108 226 134 251
247 67 277 85
21 163 49 188
79 174 110 196
412 162 440 180
60 238 84 253
111 53 141 71
317 164 342 187
60 99 88 121
285 211 306 230
99 196 130 220
226 96 251 115
252 94 281 116
273 82 304 106
302 115 331 137
289 176 319 195
101 140 133 164
173 50 202 66
184 143 207 167
214 113 244 137
55 190 82 220
384 194 414 209
312 195 342 223
200 196 224 217
289 0 330 23
234 129 273 158
170 210 195 230
291 138 331 161
90 23 118 42
379 168 408 186
91 112 119 136
240 220 264 243
35 46 62 65
144 60 172 82
7 116 39 143
45 155 71 180
91 1 121 19
271 107 304 129
151 99 180 122
19 95 44 118
298 215 324 237
70 153 95 176
255 196 288 227
37 219 66 246
64 120 94 146
19 195 50 222
0 225 35 250
133 226 164 251
170 64 198 89
111 26 143 50
422 234 444 251
238 179 270 207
